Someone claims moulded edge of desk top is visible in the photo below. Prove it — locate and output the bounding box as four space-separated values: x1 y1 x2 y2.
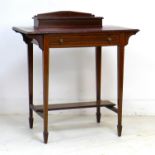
12 26 139 35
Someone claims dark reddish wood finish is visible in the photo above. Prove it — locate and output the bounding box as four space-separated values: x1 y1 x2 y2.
42 36 49 144
33 11 103 29
12 11 139 143
117 34 126 136
32 100 115 112
96 46 102 123
22 35 34 129
27 40 34 129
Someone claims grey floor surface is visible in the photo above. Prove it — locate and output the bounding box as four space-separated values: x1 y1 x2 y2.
0 114 155 155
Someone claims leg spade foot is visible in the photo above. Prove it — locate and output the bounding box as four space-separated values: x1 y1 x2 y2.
43 131 48 144
117 125 122 137
96 112 101 123
29 117 34 129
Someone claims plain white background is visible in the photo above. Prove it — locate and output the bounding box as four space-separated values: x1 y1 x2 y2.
0 0 155 115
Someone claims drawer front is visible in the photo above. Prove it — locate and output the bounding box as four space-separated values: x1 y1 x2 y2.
47 34 119 47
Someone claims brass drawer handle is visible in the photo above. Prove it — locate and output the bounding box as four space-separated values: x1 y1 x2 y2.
59 38 64 44
107 37 112 42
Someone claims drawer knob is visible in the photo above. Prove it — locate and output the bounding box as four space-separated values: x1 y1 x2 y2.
59 38 64 44
107 37 112 42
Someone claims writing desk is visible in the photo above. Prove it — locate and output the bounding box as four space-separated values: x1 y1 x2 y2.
13 11 139 143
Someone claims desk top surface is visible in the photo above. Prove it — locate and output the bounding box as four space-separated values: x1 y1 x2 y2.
13 26 139 35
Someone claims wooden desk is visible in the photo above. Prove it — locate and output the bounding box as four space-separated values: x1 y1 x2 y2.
13 11 139 143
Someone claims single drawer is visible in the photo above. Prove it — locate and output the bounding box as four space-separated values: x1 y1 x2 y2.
47 34 119 47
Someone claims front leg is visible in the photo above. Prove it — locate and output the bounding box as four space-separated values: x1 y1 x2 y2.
95 46 102 123
117 45 125 136
42 38 49 144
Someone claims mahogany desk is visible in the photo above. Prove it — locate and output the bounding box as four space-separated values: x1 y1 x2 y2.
13 11 139 143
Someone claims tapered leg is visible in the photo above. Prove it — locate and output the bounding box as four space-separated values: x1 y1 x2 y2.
96 46 102 123
42 42 49 144
117 45 125 136
27 42 33 129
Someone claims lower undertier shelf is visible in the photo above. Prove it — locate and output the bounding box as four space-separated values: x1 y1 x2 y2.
31 100 118 117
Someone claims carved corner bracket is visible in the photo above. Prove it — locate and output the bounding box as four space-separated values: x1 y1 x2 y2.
22 34 44 50
123 30 139 46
